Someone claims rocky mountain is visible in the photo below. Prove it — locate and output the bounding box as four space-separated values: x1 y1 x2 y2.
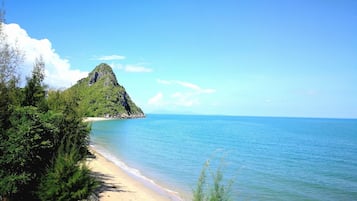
68 63 145 118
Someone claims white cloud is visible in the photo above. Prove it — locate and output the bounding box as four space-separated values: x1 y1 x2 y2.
108 62 153 73
175 81 216 94
125 65 152 73
148 92 164 105
96 55 126 61
171 92 199 107
2 23 88 88
157 79 216 94
176 81 201 91
151 79 216 108
109 63 124 70
157 79 172 85
156 79 172 84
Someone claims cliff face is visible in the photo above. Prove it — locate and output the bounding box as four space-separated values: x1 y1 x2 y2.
68 63 145 118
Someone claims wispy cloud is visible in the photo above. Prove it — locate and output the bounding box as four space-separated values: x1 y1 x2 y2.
109 63 124 70
96 54 126 61
175 81 216 94
157 79 216 94
148 92 164 105
109 62 153 73
125 65 153 73
171 92 199 107
157 79 172 85
150 79 216 108
176 81 201 91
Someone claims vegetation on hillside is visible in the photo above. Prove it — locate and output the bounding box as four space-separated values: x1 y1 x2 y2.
0 12 97 201
68 63 144 118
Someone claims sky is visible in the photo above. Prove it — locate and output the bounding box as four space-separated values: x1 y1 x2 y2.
3 0 357 118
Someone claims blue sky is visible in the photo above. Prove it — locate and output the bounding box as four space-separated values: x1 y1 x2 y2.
4 0 357 118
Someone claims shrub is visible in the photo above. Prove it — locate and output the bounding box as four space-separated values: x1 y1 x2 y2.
193 160 234 201
37 147 98 201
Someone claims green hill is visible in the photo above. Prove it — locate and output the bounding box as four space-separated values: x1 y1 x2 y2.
68 63 145 118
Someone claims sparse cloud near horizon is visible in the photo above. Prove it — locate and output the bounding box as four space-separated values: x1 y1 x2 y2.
171 92 199 107
148 79 216 109
96 54 126 61
148 92 164 106
125 64 152 73
157 79 172 85
110 62 153 73
156 79 216 94
97 55 152 73
3 23 88 88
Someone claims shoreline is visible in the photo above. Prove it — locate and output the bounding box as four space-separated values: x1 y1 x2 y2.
83 115 146 122
83 117 114 122
87 146 184 201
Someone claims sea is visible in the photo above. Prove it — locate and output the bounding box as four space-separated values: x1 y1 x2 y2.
90 114 357 201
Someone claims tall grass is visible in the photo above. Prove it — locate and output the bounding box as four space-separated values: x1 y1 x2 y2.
193 160 234 201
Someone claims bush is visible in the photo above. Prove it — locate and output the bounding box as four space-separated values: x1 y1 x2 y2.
37 147 98 201
193 160 234 201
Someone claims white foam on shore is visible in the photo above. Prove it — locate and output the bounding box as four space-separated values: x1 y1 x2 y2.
90 144 185 201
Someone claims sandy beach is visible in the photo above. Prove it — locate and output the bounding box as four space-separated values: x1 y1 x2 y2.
83 117 113 122
87 147 180 201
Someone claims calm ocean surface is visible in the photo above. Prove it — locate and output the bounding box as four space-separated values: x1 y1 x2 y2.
90 114 357 200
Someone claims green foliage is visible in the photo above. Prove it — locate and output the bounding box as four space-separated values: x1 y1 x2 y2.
193 161 208 201
0 106 59 199
67 63 144 117
0 10 23 86
23 57 48 112
47 89 91 159
0 88 95 200
46 90 65 112
193 161 234 201
0 8 23 135
0 13 97 199
38 147 98 201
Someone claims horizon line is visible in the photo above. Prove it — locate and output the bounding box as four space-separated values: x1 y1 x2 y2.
144 113 357 120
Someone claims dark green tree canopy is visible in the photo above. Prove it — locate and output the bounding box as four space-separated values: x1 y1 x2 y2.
0 11 97 200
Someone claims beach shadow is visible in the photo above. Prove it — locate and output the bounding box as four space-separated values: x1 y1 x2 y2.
91 171 133 195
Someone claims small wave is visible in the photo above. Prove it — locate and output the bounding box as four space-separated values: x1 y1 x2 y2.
90 144 185 201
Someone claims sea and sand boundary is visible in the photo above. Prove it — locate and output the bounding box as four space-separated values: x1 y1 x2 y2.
85 118 185 201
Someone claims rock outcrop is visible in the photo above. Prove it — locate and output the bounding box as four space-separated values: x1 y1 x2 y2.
68 63 145 118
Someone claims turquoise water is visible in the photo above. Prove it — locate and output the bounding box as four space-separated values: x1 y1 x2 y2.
90 114 357 200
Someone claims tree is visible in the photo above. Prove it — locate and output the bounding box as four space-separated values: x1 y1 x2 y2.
0 5 23 134
23 56 47 111
0 106 60 200
37 146 98 201
0 7 23 87
48 88 91 159
0 8 97 200
0 7 26 200
0 71 94 201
